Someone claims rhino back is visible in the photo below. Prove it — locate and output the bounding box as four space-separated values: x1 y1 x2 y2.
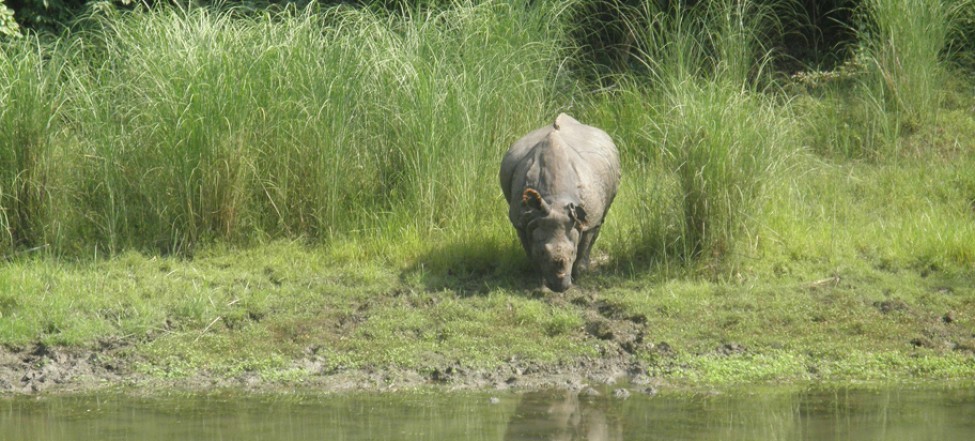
553 114 621 221
500 124 552 204
500 114 620 228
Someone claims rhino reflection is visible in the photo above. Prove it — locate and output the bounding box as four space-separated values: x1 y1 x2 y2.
503 391 622 441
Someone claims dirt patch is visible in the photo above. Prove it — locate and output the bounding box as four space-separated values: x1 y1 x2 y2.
1 291 666 396
0 346 658 396
0 343 127 394
874 298 910 315
260 291 662 393
716 342 748 356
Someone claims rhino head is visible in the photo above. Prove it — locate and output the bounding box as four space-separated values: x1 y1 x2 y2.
521 188 588 292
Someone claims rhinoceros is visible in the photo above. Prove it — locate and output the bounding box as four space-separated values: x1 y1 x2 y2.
500 113 621 292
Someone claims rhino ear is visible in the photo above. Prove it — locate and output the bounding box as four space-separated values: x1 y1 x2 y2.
522 188 548 213
569 203 588 229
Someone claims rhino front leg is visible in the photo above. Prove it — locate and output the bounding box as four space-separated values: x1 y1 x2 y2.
573 225 601 277
516 227 532 258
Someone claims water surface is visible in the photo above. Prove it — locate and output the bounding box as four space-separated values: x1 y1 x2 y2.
2 386 973 440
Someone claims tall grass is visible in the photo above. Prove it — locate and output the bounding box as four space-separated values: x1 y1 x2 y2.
2 0 973 280
857 0 967 131
68 5 377 252
0 36 67 253
596 0 795 269
48 1 570 255
805 0 973 159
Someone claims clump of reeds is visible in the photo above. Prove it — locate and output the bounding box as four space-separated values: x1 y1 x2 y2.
0 36 68 254
803 0 972 159
601 0 795 269
43 0 570 255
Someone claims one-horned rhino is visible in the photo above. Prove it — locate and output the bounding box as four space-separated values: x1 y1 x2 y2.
500 113 621 292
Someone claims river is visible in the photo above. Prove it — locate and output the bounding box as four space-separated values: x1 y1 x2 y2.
2 385 973 440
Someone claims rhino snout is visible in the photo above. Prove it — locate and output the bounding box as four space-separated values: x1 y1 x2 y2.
543 268 573 292
544 276 572 293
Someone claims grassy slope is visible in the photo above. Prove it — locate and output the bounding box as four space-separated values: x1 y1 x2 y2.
5 132 975 385
1 1 974 388
2 218 973 387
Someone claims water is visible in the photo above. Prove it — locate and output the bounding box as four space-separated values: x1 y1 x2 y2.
2 386 974 440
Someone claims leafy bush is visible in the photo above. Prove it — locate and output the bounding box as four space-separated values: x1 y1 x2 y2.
0 0 20 37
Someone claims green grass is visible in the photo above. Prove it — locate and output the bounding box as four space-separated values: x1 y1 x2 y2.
4 1 570 255
1 1 975 388
2 239 973 385
0 241 596 377
0 35 68 251
798 0 974 159
577 0 798 269
857 0 964 130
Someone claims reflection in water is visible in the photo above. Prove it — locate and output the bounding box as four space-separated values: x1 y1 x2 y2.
1 386 974 440
503 391 622 441
619 386 975 441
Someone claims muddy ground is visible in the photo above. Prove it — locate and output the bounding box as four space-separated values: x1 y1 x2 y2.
0 294 666 396
0 343 657 395
4 285 971 396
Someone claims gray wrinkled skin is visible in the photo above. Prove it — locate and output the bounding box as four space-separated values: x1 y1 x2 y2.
500 113 621 292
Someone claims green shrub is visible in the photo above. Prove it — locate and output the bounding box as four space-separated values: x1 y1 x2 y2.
0 0 20 37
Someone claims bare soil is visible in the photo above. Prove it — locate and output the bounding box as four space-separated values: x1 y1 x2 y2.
0 292 665 396
5 284 970 396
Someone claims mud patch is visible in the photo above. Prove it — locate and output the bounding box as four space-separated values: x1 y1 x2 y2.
1 289 669 396
874 298 910 314
0 343 128 394
716 342 748 356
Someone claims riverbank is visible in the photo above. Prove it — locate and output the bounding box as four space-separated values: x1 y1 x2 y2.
2 239 973 395
2 1 974 396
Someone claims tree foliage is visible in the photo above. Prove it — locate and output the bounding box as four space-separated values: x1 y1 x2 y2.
1 0 21 37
